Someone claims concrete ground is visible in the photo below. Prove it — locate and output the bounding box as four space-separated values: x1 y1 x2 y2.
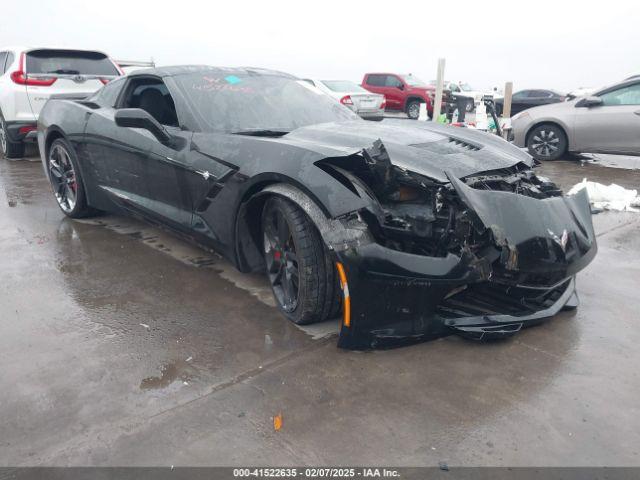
1 144 639 467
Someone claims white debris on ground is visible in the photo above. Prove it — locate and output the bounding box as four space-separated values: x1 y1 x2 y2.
568 179 640 212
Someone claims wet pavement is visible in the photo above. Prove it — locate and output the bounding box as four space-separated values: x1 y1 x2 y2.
1 146 639 466
538 153 640 191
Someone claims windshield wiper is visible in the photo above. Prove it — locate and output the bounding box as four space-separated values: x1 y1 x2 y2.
47 69 81 75
231 129 290 137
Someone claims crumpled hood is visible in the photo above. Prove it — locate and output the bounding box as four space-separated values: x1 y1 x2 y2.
279 120 534 183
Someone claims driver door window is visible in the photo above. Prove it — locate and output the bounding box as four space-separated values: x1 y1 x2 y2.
120 78 180 127
385 76 402 88
600 83 640 106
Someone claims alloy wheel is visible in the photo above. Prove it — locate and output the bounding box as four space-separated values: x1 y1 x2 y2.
48 144 78 213
407 103 420 119
531 129 560 158
263 208 300 312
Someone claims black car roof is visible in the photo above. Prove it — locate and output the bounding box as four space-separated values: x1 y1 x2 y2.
129 65 296 79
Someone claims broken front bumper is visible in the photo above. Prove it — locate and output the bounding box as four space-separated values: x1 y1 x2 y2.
334 245 583 349
333 186 597 350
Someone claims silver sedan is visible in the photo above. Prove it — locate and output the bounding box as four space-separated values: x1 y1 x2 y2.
304 79 385 120
512 78 640 160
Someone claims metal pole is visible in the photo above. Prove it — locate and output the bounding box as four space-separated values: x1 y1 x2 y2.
502 81 513 118
431 58 445 122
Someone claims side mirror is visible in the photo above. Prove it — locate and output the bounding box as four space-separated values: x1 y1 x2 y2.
397 83 404 90
575 96 603 108
115 108 172 145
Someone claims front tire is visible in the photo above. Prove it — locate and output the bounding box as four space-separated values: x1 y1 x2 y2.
46 138 96 218
406 100 421 120
526 124 567 161
262 196 341 325
0 113 25 159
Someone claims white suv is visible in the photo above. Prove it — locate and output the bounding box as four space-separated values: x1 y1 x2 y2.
0 46 121 158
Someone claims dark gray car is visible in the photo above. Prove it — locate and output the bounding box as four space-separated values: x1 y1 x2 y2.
495 89 565 116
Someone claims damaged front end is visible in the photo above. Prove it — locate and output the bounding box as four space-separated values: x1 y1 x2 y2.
317 140 597 349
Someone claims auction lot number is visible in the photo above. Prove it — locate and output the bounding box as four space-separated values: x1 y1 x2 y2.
234 468 400 478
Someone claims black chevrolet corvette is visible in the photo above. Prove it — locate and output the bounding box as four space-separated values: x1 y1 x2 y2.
37 66 597 349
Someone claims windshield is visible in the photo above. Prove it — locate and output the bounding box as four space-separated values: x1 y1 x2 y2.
26 49 119 76
174 72 359 132
459 83 474 91
401 75 427 87
321 80 367 93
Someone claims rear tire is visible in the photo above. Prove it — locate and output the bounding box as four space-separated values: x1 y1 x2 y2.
406 100 421 120
465 98 475 112
0 113 25 159
526 123 567 161
262 196 341 325
46 137 97 218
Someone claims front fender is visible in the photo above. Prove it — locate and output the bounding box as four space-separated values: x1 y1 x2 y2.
259 183 374 251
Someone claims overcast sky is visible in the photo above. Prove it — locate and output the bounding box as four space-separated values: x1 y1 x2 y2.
2 0 638 93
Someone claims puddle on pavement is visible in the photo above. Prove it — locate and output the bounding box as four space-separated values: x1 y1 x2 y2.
140 359 194 390
538 156 640 192
580 154 640 171
76 216 341 340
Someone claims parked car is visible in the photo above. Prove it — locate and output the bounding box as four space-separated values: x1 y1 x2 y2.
38 65 596 349
494 89 566 116
0 46 121 158
361 73 438 119
512 78 640 160
304 79 385 120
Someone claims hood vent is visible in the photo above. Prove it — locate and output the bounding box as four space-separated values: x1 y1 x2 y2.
447 137 481 151
410 137 481 155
